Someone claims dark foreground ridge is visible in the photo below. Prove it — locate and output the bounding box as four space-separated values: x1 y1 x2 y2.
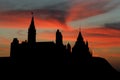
0 15 119 76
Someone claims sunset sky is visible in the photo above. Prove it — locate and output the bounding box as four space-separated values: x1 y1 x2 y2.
0 0 120 71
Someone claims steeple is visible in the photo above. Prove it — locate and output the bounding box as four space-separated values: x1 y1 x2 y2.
77 27 83 41
73 30 85 49
28 12 36 44
77 31 83 42
29 12 35 30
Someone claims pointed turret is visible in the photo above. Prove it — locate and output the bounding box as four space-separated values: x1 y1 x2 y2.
29 13 35 30
75 31 85 47
28 12 36 44
77 27 83 41
77 32 83 41
72 30 92 64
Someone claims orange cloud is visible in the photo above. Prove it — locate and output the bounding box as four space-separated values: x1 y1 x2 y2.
66 0 109 22
0 12 73 31
0 0 112 29
0 36 10 57
82 28 120 48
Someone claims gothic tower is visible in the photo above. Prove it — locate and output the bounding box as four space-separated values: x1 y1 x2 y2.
28 13 36 44
56 29 63 45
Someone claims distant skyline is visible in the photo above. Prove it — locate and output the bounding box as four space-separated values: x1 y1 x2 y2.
0 0 120 71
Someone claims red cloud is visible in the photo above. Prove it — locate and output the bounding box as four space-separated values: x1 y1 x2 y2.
83 27 120 48
66 0 110 22
0 0 113 29
0 12 73 30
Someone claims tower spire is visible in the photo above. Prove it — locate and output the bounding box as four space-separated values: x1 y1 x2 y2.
28 12 36 44
29 12 35 29
77 27 83 42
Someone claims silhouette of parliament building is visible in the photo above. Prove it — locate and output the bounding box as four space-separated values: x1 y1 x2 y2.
10 14 92 65
0 14 119 75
